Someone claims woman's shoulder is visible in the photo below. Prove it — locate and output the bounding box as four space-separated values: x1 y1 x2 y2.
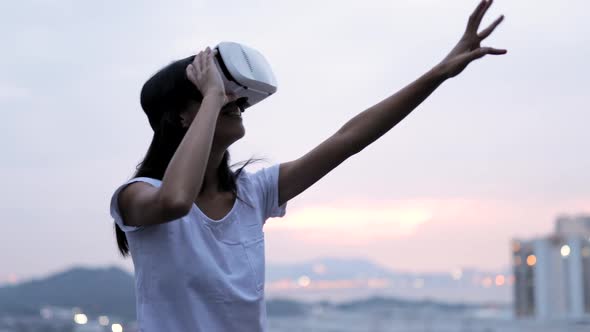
235 164 280 191
235 169 253 186
125 176 163 188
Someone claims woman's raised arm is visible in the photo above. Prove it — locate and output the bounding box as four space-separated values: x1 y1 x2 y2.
278 0 506 206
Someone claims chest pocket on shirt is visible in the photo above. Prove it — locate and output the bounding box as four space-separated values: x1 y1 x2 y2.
243 236 265 292
238 207 265 292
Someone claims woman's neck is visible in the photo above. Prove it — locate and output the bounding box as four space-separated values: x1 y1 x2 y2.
200 146 227 196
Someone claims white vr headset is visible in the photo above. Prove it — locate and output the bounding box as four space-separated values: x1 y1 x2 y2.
213 42 278 110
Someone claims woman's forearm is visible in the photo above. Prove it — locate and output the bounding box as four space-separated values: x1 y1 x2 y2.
160 93 225 210
337 0 506 156
337 66 447 155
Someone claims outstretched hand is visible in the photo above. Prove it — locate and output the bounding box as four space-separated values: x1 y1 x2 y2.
438 0 507 79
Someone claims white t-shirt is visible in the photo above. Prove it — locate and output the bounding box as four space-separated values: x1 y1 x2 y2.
109 164 287 332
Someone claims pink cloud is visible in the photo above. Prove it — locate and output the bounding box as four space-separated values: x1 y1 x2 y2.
269 200 434 244
265 197 590 272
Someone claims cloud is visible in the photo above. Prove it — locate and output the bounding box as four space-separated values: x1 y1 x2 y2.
265 197 590 271
269 200 433 244
0 84 31 100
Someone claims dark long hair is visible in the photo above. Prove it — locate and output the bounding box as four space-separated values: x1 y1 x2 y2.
116 56 259 256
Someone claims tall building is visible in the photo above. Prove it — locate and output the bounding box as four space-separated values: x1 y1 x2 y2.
512 215 590 320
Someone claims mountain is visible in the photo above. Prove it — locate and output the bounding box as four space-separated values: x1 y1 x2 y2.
266 257 396 281
265 258 511 303
0 258 510 320
0 266 135 319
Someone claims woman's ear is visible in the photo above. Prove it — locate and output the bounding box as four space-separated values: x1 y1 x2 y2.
179 101 200 128
179 111 189 128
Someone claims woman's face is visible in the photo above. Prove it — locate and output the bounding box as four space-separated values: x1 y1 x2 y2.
180 99 245 147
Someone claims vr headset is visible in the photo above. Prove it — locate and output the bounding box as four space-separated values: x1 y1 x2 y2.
213 42 278 110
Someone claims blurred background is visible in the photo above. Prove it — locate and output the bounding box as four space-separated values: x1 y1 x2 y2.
1 0 588 331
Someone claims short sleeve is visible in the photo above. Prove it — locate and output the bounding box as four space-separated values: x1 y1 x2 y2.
109 177 162 233
248 164 287 221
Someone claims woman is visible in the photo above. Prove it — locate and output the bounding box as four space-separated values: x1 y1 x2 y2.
110 1 506 330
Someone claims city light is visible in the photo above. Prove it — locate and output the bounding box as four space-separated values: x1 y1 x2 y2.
451 268 462 281
481 277 493 288
297 275 311 287
98 316 110 326
512 241 521 252
495 275 505 286
560 245 571 257
112 323 123 332
526 255 537 266
73 313 88 325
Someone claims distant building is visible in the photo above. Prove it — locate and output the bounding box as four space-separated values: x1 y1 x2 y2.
512 215 590 320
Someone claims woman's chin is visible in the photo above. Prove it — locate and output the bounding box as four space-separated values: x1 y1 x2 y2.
214 127 245 147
